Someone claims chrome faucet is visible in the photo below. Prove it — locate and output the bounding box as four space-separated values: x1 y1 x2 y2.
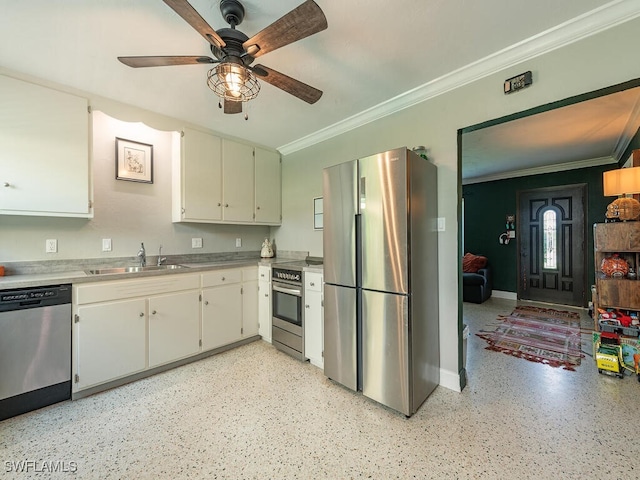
157 245 166 266
137 242 146 267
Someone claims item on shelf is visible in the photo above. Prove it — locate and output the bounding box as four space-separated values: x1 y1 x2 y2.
629 267 637 279
600 253 629 277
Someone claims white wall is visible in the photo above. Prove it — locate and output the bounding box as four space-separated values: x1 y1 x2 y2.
0 109 269 262
274 17 640 391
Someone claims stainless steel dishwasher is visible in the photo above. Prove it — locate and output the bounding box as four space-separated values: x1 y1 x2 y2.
0 284 72 421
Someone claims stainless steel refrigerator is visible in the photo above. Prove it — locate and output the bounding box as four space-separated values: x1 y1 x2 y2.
323 147 439 416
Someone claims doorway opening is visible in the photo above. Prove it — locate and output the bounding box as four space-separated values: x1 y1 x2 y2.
456 77 640 387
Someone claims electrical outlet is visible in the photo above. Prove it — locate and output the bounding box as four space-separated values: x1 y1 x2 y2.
192 237 203 249
102 238 112 252
235 237 242 248
46 239 58 253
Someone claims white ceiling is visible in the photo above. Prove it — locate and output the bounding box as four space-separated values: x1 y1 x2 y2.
462 86 640 183
1 1 639 176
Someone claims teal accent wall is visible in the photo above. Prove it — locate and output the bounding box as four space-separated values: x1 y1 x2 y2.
462 164 615 294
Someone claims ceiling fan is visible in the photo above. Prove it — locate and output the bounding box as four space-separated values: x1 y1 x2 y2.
118 0 327 116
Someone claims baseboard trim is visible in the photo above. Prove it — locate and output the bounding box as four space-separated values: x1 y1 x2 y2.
492 290 518 300
439 368 462 392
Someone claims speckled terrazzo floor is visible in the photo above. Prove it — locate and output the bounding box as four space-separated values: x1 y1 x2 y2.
1 297 639 479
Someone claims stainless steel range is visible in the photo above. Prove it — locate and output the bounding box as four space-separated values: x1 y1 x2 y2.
271 264 305 360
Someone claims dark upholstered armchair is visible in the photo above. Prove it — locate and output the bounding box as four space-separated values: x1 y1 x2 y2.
462 253 492 303
463 267 492 303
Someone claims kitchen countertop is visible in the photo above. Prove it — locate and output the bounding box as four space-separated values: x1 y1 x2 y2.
0 257 300 291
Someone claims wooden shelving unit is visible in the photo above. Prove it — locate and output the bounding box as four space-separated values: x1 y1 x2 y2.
593 222 640 331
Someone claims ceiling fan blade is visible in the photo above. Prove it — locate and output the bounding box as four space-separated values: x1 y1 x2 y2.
224 99 243 114
118 56 217 68
163 0 226 48
251 64 322 104
243 0 327 58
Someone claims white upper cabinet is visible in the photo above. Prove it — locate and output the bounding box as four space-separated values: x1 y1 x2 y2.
179 127 222 222
174 129 281 225
254 147 281 224
222 139 255 223
0 75 92 218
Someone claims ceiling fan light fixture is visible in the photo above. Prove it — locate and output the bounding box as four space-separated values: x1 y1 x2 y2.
207 63 260 103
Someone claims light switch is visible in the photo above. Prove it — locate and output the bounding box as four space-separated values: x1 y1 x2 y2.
102 238 112 252
437 218 445 232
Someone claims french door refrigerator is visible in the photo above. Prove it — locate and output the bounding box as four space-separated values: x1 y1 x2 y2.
323 147 439 416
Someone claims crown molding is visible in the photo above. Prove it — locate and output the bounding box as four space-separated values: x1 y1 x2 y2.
613 92 640 161
462 156 617 185
278 0 640 156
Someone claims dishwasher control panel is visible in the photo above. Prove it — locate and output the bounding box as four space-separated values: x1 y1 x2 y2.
0 285 71 310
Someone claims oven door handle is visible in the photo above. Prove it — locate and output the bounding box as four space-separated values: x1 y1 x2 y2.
272 284 302 296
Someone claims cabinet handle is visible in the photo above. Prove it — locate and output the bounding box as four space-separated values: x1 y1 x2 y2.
225 204 229 208
139 312 144 317
256 206 261 210
221 276 226 281
264 293 269 297
3 182 9 187
152 310 157 315
310 282 315 286
204 301 209 305
217 202 221 207
305 304 310 308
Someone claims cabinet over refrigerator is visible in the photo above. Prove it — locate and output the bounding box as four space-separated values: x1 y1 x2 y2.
323 147 439 416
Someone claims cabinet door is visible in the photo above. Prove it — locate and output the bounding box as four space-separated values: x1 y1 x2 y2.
74 299 146 391
304 275 324 368
202 284 242 350
0 75 91 218
222 139 254 222
258 280 272 342
181 128 222 221
148 290 201 368
254 147 281 224
243 279 259 337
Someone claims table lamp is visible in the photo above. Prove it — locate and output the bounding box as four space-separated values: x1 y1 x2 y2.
603 166 640 220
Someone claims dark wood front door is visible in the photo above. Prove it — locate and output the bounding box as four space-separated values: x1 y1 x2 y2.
518 184 587 307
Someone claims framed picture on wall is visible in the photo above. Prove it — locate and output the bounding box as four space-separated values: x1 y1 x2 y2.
115 137 153 183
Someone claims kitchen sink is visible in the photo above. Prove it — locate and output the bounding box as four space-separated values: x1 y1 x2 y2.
85 265 189 275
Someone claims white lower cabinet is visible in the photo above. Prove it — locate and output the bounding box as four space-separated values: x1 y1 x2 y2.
202 283 242 350
242 267 259 338
258 265 272 342
201 267 259 351
74 298 147 391
304 271 324 369
73 266 263 395
148 290 201 368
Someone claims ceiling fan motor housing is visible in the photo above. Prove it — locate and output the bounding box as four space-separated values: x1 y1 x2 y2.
210 28 254 65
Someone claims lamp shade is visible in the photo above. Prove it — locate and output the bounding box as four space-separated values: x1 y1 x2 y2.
603 166 640 196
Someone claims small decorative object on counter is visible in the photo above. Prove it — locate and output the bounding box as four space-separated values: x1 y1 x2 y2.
629 267 637 279
0 265 4 276
260 238 274 258
600 253 629 277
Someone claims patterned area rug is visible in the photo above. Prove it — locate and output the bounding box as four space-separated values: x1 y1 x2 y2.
476 305 584 370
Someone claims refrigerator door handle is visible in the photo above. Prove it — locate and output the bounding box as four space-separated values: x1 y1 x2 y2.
360 176 366 210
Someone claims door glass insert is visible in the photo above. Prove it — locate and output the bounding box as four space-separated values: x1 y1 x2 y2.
543 209 557 269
